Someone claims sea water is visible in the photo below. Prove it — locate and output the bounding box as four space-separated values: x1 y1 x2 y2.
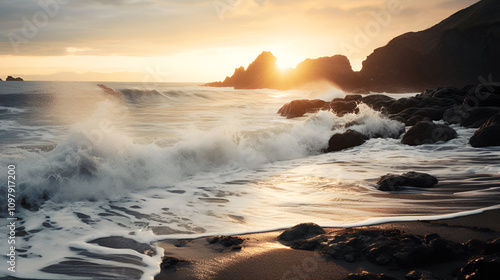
0 82 499 279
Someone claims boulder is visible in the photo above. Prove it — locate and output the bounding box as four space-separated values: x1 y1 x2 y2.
463 84 500 108
443 106 500 128
330 100 359 116
360 94 395 111
278 223 325 242
469 113 500 147
377 172 438 191
402 121 457 146
327 130 365 152
458 254 500 280
206 236 244 247
277 99 327 118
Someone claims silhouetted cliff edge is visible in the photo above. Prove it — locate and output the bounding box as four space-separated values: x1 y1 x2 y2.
206 0 500 92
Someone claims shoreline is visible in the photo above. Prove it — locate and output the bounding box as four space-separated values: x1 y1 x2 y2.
155 208 500 280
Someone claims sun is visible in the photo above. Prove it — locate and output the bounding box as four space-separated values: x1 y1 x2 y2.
275 55 302 71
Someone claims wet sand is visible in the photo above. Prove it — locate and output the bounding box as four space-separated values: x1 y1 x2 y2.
155 209 500 280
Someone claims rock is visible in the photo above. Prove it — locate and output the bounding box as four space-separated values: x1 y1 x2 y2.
401 121 457 146
377 172 438 191
443 106 500 128
160 256 187 270
469 113 500 147
431 86 468 103
344 94 363 102
206 236 244 247
277 99 327 118
484 237 500 254
458 253 500 280
463 239 486 255
205 51 359 91
463 84 500 108
6 76 24 81
360 94 396 112
345 271 400 280
405 270 440 280
278 223 325 242
330 100 359 116
327 130 365 152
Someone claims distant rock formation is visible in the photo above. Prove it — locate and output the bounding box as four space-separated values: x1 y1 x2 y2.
205 51 361 92
207 0 500 92
6 76 24 81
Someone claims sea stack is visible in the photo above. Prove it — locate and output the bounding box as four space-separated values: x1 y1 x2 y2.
6 76 24 81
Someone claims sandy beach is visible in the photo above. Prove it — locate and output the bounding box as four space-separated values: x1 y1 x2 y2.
156 209 500 280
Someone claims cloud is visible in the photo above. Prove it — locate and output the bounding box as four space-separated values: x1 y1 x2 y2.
0 0 480 59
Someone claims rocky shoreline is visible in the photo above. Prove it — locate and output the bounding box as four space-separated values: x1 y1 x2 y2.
277 84 500 152
155 209 500 280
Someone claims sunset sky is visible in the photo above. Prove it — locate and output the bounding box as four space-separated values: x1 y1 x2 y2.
0 0 479 82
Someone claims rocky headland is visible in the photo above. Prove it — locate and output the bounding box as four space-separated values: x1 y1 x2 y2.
206 0 500 93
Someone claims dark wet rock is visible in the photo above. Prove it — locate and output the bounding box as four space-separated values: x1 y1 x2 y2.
393 107 446 126
469 113 500 147
463 239 486 255
431 86 468 103
387 97 420 114
361 94 396 112
463 84 500 108
443 106 500 128
6 76 24 81
424 233 441 243
278 223 325 242
344 94 363 102
330 100 359 116
88 236 154 256
345 271 400 280
206 235 244 247
402 121 457 146
327 130 365 152
484 237 500 254
277 99 328 118
428 237 463 260
405 270 440 280
160 256 188 270
291 235 326 251
377 172 438 191
457 253 500 280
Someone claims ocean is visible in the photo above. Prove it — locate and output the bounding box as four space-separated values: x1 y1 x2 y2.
1 81 499 279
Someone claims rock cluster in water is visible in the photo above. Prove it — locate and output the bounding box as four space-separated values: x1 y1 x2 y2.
277 84 500 151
